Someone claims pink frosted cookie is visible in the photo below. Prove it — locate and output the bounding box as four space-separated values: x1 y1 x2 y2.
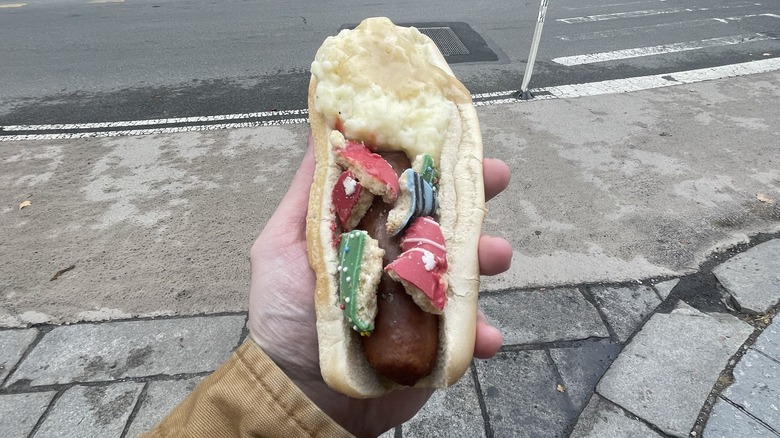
400 216 446 258
385 217 449 314
332 170 374 230
385 247 447 314
334 140 399 203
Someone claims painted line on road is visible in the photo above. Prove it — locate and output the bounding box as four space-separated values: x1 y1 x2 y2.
553 34 775 66
2 108 310 132
557 14 780 41
557 3 757 24
561 0 667 12
541 57 780 98
0 2 26 7
2 58 779 142
2 118 309 141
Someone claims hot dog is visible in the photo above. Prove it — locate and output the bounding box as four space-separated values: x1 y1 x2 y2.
306 17 485 398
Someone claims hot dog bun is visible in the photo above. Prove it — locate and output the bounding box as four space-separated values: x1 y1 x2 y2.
306 17 485 398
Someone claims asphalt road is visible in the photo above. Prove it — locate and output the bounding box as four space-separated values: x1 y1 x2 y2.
0 0 778 126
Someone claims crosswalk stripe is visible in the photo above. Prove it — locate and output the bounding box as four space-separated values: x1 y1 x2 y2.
558 14 780 41
553 34 776 66
558 3 757 24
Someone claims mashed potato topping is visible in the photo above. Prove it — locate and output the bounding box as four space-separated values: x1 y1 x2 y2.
311 17 470 162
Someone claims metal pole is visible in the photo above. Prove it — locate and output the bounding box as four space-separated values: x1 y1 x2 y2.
518 0 549 100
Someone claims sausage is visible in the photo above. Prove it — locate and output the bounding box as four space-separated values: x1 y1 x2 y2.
358 152 440 386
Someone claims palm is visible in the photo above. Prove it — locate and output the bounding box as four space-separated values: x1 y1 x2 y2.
248 138 510 437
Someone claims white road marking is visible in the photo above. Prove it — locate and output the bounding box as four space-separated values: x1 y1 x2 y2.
553 34 775 66
558 3 757 24
557 14 779 41
562 0 666 12
472 90 518 99
3 109 309 132
0 2 26 7
544 57 780 98
2 118 309 141
2 58 779 142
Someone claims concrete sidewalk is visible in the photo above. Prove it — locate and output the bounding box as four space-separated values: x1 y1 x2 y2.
1 70 780 436
0 238 777 437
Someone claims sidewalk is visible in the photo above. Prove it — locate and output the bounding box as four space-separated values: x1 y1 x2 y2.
1 238 778 437
2 69 780 437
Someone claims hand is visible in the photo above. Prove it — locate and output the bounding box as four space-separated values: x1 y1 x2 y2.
248 134 512 437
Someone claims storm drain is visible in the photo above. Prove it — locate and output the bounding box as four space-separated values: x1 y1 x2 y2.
418 27 470 56
340 22 498 63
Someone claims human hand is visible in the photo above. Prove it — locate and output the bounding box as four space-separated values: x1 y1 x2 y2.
248 134 512 437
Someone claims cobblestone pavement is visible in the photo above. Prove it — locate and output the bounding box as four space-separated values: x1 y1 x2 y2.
1 236 778 437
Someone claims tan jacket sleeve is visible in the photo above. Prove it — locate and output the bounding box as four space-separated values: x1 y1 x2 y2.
142 339 354 438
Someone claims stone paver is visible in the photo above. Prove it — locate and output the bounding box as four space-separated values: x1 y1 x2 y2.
597 303 753 437
0 239 775 438
653 278 679 301
475 349 572 437
754 319 780 362
125 377 204 437
480 288 608 345
36 382 143 438
589 285 661 342
0 328 37 382
569 394 664 438
712 239 780 313
7 315 245 387
0 391 56 438
403 368 484 437
705 397 778 438
720 349 780 429
549 339 622 412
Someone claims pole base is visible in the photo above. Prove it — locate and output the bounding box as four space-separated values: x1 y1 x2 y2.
515 89 534 100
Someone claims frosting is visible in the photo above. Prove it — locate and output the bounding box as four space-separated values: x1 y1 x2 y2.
401 217 447 258
332 170 373 230
338 230 375 335
385 247 448 313
333 138 400 203
384 217 449 313
413 154 440 186
386 169 437 236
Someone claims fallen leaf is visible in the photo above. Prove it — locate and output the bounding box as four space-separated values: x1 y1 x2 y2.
19 200 31 209
556 384 566 393
50 265 76 281
756 193 775 204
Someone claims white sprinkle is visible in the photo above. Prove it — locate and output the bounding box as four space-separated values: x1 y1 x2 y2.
345 277 351 283
345 296 351 303
421 250 436 271
343 176 357 196
342 266 348 272
353 325 358 331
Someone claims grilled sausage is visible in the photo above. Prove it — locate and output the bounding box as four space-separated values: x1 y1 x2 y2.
357 152 439 386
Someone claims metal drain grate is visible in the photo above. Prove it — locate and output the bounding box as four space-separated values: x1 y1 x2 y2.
418 27 470 56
